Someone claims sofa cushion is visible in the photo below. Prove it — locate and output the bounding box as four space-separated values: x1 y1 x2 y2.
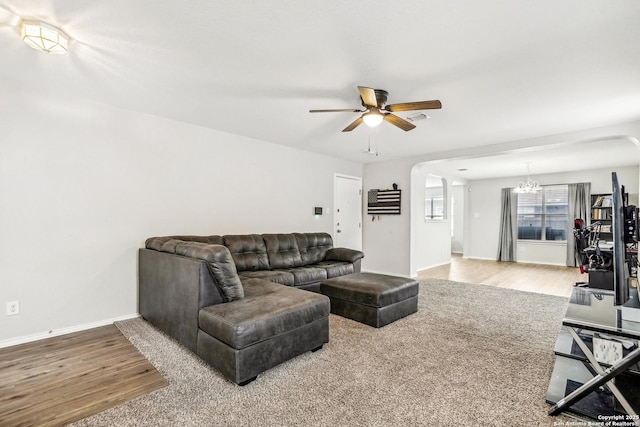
284 266 328 286
294 233 333 265
325 247 364 263
146 236 223 252
263 234 303 269
176 235 224 245
145 237 182 253
175 242 244 302
223 234 270 272
315 260 355 278
239 270 295 286
198 279 330 350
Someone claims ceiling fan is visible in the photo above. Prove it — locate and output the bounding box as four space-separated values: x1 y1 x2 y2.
310 86 442 132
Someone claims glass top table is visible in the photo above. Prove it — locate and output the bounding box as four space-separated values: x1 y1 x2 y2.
547 287 640 424
562 288 640 340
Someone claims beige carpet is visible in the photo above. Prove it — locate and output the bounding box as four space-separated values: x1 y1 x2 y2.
71 279 575 427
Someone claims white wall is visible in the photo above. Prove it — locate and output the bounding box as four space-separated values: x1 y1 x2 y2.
465 165 639 263
0 94 362 344
362 158 414 276
3 97 639 344
411 164 454 272
451 184 465 254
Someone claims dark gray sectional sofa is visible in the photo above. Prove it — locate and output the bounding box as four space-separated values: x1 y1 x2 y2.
139 232 364 385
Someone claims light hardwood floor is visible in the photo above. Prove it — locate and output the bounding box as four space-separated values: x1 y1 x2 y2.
419 254 586 297
0 324 167 427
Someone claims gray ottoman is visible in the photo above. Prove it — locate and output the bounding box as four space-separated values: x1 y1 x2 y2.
320 272 419 328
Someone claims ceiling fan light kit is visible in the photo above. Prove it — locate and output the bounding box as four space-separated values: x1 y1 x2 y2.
21 20 69 54
310 86 442 132
362 111 384 127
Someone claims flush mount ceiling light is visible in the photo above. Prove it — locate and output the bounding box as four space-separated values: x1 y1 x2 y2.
513 163 541 193
21 20 69 54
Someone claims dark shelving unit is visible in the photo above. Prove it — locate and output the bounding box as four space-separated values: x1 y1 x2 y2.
591 193 613 240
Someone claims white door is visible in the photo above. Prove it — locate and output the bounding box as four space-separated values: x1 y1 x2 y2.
334 174 362 250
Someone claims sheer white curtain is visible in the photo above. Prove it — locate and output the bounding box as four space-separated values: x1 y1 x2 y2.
566 182 591 267
497 188 518 262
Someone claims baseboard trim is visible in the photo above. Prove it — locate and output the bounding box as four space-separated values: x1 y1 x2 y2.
462 256 568 267
516 260 568 267
416 261 451 273
0 313 140 349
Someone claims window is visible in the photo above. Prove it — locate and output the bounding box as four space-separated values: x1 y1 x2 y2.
426 196 444 220
517 185 568 241
425 175 446 220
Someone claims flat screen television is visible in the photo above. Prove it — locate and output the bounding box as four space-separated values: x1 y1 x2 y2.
612 172 630 306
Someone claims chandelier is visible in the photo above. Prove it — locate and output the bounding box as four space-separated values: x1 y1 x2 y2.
513 163 541 193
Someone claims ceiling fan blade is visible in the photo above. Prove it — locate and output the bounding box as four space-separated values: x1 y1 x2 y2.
342 117 364 132
309 108 362 113
384 113 416 131
384 100 442 112
357 86 378 107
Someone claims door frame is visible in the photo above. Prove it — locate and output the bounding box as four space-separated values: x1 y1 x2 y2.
333 173 363 250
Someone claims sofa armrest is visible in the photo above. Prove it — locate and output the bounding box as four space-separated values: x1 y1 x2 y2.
175 242 244 302
139 248 223 353
325 248 364 263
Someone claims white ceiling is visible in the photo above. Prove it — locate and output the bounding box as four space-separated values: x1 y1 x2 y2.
422 137 640 180
1 1 640 176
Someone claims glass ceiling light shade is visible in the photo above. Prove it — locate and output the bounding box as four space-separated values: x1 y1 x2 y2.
21 20 69 54
513 163 541 193
362 110 384 127
513 177 541 193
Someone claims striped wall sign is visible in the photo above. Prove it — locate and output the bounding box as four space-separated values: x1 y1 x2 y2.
367 189 401 215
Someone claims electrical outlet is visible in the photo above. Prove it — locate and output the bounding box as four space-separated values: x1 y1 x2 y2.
7 301 19 316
